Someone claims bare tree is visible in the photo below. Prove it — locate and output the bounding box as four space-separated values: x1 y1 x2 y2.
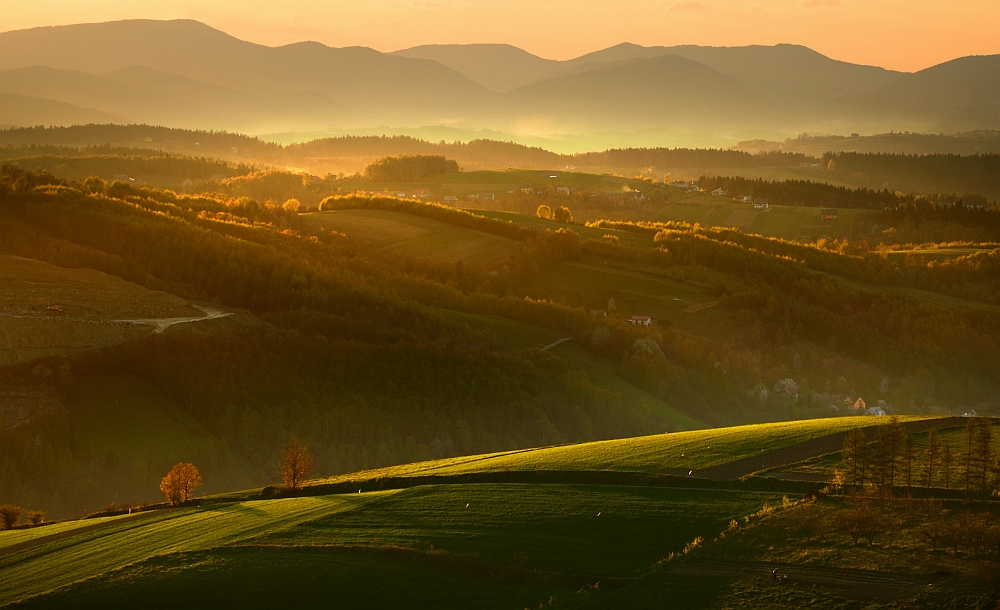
280 437 315 491
972 423 996 501
942 445 953 491
920 499 946 551
842 427 867 489
964 419 976 497
924 428 941 488
901 431 915 489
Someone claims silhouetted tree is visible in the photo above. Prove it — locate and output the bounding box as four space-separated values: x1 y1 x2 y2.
535 204 552 219
280 437 315 491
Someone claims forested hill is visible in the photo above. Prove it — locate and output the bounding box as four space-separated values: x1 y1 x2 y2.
4 163 1000 519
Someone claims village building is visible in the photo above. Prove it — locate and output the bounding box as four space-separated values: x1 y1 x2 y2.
821 208 838 221
712 188 727 197
443 195 459 203
556 186 571 195
864 406 887 417
481 192 495 201
753 198 769 210
412 188 430 198
743 195 754 202
520 184 534 194
629 315 652 327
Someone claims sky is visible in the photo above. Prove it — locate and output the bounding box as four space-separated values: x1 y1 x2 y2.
2 0 997 72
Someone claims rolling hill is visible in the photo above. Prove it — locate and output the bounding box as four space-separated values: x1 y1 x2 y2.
0 415 992 609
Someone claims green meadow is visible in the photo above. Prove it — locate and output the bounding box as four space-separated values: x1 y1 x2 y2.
313 417 918 484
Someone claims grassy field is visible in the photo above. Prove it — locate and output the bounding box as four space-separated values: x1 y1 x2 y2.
648 201 863 240
301 209 522 264
520 258 718 322
2 415 985 609
0 484 780 607
313 417 926 484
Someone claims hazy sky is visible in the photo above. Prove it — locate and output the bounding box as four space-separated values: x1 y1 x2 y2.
2 0 997 72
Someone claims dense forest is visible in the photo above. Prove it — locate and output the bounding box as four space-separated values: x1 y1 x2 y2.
823 152 1000 200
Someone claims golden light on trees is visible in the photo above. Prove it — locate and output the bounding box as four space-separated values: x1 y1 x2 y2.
160 463 202 506
280 438 315 491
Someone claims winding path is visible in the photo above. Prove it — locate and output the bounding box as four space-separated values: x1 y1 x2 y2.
115 304 232 334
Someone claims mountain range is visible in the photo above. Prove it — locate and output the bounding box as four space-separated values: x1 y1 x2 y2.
0 19 997 138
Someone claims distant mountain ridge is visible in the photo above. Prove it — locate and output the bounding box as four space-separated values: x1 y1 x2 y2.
0 19 997 136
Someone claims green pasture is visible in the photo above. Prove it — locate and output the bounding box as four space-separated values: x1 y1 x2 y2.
0 514 130 550
1 484 779 607
315 417 927 484
649 202 863 240
302 209 521 265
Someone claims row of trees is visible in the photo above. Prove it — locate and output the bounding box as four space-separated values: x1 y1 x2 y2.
842 419 997 499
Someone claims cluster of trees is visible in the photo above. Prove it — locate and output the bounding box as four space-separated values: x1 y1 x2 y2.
536 204 573 223
825 488 997 553
363 155 459 182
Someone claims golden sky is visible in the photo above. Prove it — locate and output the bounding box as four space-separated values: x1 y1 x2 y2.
2 0 997 72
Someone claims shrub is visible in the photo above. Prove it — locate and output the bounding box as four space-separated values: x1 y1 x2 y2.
26 510 45 525
0 504 22 530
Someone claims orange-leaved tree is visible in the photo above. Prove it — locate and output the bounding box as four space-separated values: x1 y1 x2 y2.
160 463 202 506
280 438 315 491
